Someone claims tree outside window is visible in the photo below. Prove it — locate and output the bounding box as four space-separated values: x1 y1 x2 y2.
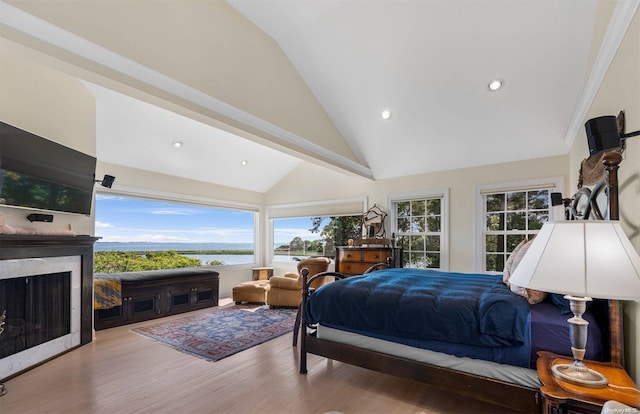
394 197 443 269
484 189 549 272
273 215 362 261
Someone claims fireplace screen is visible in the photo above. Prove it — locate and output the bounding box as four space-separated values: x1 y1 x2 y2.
0 272 71 359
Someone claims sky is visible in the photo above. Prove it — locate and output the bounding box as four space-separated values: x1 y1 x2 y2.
95 194 322 245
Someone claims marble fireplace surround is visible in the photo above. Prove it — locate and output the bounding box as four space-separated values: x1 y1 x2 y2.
0 235 98 381
0 255 82 380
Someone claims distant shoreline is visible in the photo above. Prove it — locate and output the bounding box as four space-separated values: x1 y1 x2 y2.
95 249 319 257
94 243 319 257
94 241 254 254
96 249 254 256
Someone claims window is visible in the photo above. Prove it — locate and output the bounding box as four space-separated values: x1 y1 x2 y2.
95 193 257 270
476 178 562 273
268 197 367 263
390 189 448 270
272 215 362 262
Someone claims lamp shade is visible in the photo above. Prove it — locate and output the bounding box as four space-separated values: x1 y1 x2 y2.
509 221 640 300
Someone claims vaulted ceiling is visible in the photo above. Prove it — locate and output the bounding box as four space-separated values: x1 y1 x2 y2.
1 1 637 192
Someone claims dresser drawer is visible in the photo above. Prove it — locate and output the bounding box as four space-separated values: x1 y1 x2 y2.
335 246 402 277
338 249 362 262
340 262 375 275
362 250 388 263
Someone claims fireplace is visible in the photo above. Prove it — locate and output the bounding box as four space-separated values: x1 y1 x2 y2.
0 235 97 381
0 256 81 379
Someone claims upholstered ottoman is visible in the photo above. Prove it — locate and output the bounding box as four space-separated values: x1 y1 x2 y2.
232 280 270 304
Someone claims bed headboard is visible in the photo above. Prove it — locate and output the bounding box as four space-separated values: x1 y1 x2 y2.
564 151 624 367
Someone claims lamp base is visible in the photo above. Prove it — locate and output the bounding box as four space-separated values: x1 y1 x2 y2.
551 363 608 388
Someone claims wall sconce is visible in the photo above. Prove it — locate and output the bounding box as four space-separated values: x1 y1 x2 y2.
95 174 115 188
585 111 640 155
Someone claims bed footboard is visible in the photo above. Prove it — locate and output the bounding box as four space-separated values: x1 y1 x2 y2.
299 269 347 373
304 334 541 413
299 267 541 412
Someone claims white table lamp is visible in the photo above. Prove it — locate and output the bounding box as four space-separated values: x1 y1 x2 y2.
509 221 640 388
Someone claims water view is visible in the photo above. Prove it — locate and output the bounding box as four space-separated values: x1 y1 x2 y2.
95 242 255 265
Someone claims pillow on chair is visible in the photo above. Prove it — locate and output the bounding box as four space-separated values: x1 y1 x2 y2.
266 258 331 308
268 272 302 290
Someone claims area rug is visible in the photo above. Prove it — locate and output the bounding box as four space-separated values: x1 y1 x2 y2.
132 305 297 362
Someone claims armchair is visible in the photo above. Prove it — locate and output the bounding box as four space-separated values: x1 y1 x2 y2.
266 257 331 308
266 271 301 307
265 257 332 347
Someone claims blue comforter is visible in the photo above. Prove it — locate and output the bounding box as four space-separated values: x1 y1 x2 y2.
306 268 530 348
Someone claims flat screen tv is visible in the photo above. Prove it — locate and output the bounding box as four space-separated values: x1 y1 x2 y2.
0 121 96 215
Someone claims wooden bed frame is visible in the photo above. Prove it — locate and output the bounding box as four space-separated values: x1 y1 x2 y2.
298 152 625 413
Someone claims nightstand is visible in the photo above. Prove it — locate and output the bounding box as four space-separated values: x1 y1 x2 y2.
537 351 640 414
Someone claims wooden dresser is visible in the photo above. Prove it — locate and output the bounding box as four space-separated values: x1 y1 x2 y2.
335 246 402 276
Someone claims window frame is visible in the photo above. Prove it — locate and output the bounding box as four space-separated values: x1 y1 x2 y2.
95 185 261 268
474 176 564 273
266 197 367 265
388 188 449 271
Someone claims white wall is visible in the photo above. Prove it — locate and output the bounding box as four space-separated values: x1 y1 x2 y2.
267 155 569 273
0 44 97 236
0 46 266 298
568 7 640 381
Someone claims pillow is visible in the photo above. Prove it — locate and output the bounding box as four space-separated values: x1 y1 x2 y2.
526 288 547 305
549 293 571 313
502 239 528 286
503 238 547 304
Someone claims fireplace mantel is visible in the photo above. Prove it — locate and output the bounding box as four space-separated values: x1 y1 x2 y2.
1 235 99 347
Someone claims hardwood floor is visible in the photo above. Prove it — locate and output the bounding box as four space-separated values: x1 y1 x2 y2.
0 302 513 414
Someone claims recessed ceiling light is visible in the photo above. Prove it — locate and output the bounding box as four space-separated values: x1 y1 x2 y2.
380 109 392 120
488 79 504 91
172 141 183 148
240 160 248 166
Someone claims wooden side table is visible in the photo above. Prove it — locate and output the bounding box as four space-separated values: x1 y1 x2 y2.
537 351 640 414
252 267 274 281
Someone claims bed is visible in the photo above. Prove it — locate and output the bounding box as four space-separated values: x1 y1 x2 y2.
298 152 625 413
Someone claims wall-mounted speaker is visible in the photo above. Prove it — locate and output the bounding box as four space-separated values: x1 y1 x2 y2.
550 192 563 207
585 116 620 155
95 174 116 188
101 175 115 188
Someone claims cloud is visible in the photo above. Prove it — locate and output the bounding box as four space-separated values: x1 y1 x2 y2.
139 234 190 242
95 194 130 201
194 227 254 238
99 234 190 243
274 227 322 242
150 208 198 216
95 221 114 228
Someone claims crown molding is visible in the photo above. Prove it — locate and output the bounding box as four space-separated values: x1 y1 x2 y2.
564 0 640 149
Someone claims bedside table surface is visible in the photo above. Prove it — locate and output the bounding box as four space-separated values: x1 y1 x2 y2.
537 351 640 410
